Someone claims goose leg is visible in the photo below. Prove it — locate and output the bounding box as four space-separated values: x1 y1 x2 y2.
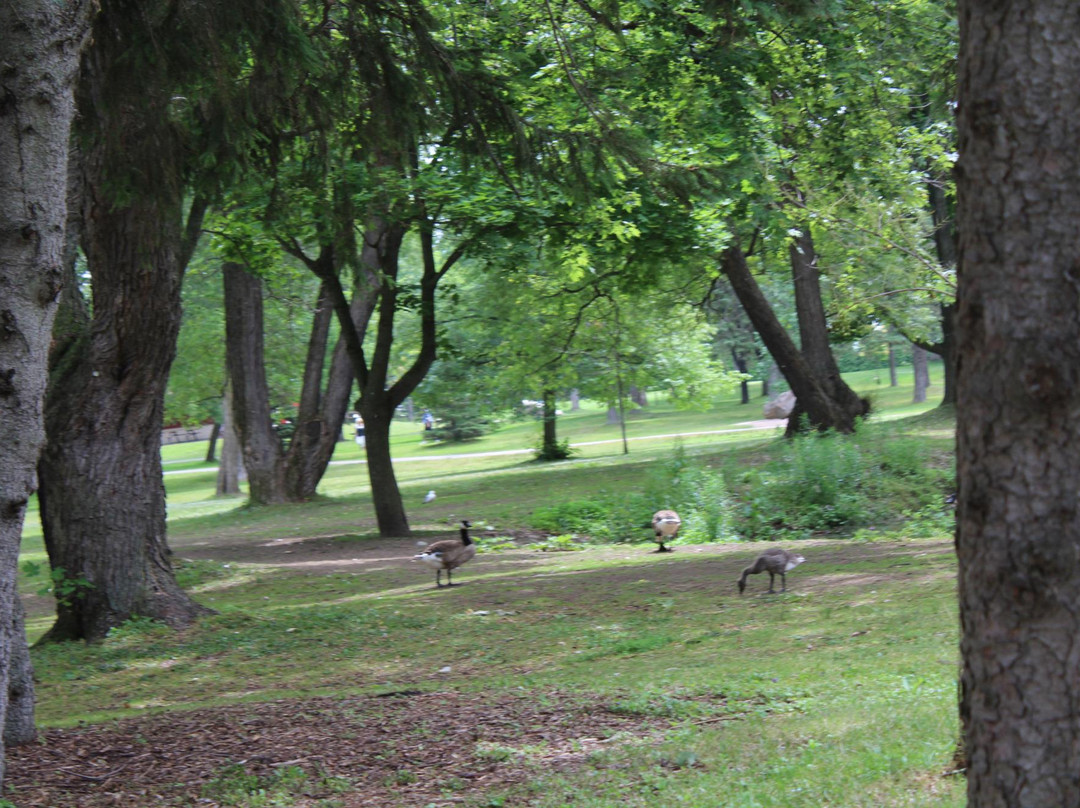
767 571 776 593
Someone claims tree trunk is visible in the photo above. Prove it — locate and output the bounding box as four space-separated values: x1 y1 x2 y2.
38 194 213 641
216 382 243 496
569 388 581 410
956 2 1080 803
937 302 957 406
888 343 898 387
223 262 287 504
282 284 355 501
541 389 559 455
720 243 863 435
0 0 91 772
343 219 412 537
361 396 411 534
4 599 35 747
764 363 781 398
35 13 209 642
788 227 867 418
204 421 221 462
606 405 619 425
911 344 929 403
928 171 958 408
731 348 750 404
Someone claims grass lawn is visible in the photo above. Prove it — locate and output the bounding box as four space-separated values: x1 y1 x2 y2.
9 364 964 807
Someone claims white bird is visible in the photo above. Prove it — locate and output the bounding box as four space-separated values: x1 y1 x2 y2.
413 520 476 588
424 490 436 503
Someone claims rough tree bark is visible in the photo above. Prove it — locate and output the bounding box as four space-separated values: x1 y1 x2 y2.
37 187 213 641
36 5 212 641
0 0 93 775
720 243 863 435
956 2 1080 804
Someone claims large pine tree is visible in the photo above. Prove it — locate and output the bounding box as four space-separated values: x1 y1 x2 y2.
37 0 307 641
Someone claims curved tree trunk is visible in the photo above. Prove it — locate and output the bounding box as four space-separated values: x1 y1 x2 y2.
720 243 860 435
204 422 221 462
789 227 867 419
956 1 1080 802
282 285 355 501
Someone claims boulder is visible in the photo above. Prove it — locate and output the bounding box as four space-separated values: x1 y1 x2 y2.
763 390 796 419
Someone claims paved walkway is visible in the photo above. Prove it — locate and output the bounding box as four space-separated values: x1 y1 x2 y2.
162 421 786 476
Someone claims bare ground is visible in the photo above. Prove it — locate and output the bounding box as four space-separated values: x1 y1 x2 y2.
6 688 687 807
8 534 955 807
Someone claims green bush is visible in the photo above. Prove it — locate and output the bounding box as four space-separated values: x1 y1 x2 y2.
529 443 737 545
527 430 953 544
733 425 951 539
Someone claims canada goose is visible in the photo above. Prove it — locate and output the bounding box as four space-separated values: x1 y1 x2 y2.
413 520 476 588
650 510 681 553
738 547 805 594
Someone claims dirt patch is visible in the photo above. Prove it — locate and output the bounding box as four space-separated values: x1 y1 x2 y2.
6 689 679 807
176 528 553 570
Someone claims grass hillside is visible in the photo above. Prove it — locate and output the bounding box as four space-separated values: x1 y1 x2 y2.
9 366 964 807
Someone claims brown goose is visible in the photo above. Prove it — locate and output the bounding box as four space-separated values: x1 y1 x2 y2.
650 509 681 553
413 520 476 588
738 547 805 594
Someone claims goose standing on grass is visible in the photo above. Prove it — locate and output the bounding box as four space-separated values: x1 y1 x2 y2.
413 520 476 588
738 547 805 594
650 510 681 553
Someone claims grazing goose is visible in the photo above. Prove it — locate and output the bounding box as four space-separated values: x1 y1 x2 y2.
738 547 805 594
413 520 476 588
650 510 681 553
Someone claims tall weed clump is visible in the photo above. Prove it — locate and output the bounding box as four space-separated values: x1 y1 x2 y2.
735 424 952 540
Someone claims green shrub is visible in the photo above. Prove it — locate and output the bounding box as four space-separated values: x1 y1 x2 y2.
528 443 738 545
